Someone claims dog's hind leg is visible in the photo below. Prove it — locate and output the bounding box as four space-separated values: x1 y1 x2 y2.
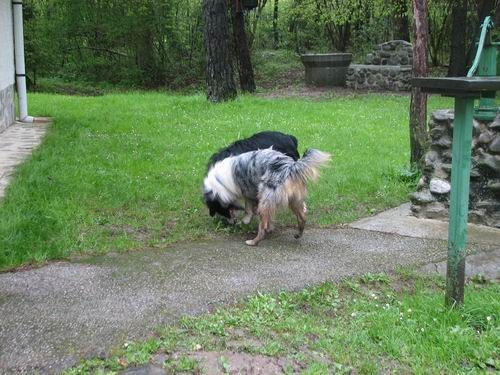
290 199 306 239
241 200 256 224
246 206 272 246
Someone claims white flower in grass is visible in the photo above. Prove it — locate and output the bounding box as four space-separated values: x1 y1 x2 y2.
486 316 492 322
420 328 425 332
351 312 357 318
407 308 412 313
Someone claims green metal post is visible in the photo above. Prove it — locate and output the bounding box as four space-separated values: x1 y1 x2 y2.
445 97 474 307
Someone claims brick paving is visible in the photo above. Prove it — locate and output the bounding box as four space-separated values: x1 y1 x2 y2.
0 121 49 198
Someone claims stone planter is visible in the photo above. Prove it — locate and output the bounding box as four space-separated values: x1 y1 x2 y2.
301 53 352 87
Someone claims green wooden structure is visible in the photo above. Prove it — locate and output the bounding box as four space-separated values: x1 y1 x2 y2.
412 17 500 307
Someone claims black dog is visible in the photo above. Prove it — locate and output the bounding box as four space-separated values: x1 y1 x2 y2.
204 131 300 220
208 131 300 168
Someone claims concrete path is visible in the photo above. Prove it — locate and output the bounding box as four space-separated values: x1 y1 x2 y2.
350 203 500 246
0 121 49 198
1 220 499 373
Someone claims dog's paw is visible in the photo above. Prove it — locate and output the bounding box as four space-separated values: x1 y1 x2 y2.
245 240 257 246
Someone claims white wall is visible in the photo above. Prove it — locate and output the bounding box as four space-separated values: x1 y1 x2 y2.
0 0 15 91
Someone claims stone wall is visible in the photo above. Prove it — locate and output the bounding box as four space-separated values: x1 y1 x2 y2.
410 110 500 228
346 65 412 91
364 40 413 66
0 84 15 133
346 40 413 91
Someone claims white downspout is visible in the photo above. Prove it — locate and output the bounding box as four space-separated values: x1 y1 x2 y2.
13 0 33 123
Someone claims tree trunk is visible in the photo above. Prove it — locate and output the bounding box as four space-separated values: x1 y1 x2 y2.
273 0 279 49
478 0 496 21
496 2 500 26
231 1 256 93
137 29 156 86
466 0 496 66
448 0 467 76
248 0 268 49
203 0 237 102
393 0 410 41
409 0 429 166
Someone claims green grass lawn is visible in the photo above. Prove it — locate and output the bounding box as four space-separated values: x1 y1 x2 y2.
0 92 451 270
66 271 499 374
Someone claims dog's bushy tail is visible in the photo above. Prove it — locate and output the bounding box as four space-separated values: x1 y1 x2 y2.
291 149 331 183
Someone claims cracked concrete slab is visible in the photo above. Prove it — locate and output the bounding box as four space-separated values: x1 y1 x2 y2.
419 247 500 280
350 203 500 246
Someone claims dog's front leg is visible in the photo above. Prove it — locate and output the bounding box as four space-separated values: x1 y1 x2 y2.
245 208 270 246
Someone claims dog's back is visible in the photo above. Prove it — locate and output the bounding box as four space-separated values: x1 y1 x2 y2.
232 148 331 204
208 131 299 168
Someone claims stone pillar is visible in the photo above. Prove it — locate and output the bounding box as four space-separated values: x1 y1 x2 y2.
410 110 500 228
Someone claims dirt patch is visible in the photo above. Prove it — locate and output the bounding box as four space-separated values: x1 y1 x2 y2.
225 328 263 351
105 224 150 242
258 84 341 100
258 83 410 100
255 68 304 91
185 351 299 374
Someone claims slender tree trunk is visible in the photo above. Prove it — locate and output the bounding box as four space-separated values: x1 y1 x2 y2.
394 0 410 41
231 1 256 93
467 0 496 66
248 0 268 49
137 29 155 86
478 0 496 21
410 0 429 166
273 0 279 49
496 2 500 26
203 0 237 102
448 0 467 76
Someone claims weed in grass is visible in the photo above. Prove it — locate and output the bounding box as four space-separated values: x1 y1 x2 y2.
67 273 499 374
360 272 390 284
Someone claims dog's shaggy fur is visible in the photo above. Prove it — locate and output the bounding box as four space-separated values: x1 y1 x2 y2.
205 131 300 220
203 148 331 246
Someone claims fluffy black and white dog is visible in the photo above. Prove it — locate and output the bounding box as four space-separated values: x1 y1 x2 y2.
205 131 300 220
203 148 331 246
